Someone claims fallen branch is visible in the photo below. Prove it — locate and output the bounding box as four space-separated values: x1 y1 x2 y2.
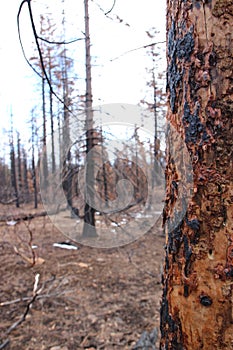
0 198 17 205
0 274 42 349
0 206 69 222
0 211 48 223
0 339 10 350
0 292 64 307
0 275 56 308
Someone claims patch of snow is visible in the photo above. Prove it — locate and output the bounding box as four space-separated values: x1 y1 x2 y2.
6 220 17 226
53 242 79 250
111 222 118 227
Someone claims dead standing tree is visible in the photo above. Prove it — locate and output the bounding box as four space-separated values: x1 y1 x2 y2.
9 114 20 208
160 1 233 349
82 0 97 237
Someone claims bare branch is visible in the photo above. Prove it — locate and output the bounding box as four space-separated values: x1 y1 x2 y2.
0 275 56 307
92 0 130 26
17 0 74 115
105 0 116 15
110 41 166 62
17 0 42 79
37 35 85 45
0 198 17 205
0 275 42 349
0 210 47 223
0 339 10 350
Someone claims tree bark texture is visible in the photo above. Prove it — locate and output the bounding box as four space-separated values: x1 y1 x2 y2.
160 1 233 349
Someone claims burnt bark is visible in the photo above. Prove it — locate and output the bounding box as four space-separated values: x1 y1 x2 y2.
10 140 19 208
82 0 97 238
160 1 233 349
22 149 30 203
31 116 38 209
42 76 48 188
17 132 22 199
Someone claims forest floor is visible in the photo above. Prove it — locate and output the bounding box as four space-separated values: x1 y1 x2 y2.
0 203 165 350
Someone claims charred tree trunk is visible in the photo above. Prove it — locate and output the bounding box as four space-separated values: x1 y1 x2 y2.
100 127 109 207
48 51 56 174
31 144 38 209
10 141 19 208
42 76 48 188
160 1 233 349
31 115 38 209
152 83 162 187
17 132 22 201
82 0 97 238
22 148 30 203
61 40 73 210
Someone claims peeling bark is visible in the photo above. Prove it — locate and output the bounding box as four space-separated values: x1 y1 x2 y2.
160 1 233 349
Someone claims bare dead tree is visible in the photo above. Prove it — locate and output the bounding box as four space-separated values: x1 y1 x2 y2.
30 111 38 209
82 0 97 237
9 115 19 208
22 148 30 202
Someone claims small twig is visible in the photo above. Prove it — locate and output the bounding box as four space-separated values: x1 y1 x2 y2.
1 296 32 306
0 339 10 350
5 294 37 335
0 275 42 349
0 198 17 205
0 291 63 307
105 0 116 15
22 220 36 266
37 35 84 45
110 41 166 62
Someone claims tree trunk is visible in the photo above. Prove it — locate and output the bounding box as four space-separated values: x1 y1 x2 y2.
22 148 30 203
82 0 97 238
10 141 19 208
31 144 38 209
17 132 22 200
31 115 38 209
102 132 109 207
160 1 233 349
42 76 48 188
61 41 74 211
48 50 56 174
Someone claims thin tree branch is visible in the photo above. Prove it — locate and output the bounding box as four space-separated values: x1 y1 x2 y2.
0 275 56 307
91 0 129 26
110 41 166 62
17 0 74 115
17 0 42 79
27 1 73 113
37 35 85 45
0 274 42 349
0 198 17 205
0 339 10 350
105 0 116 15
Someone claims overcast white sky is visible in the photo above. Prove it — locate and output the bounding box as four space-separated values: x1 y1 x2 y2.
0 0 166 147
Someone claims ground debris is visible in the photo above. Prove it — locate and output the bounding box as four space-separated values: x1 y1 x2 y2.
0 204 163 349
